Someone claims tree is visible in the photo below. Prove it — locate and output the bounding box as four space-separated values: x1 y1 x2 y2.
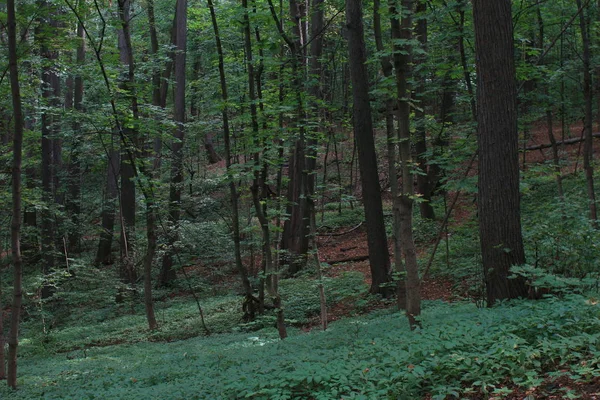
390 0 421 326
117 0 138 285
373 0 405 307
345 0 392 296
206 0 254 315
160 0 188 286
473 0 528 306
37 1 62 298
7 0 25 387
576 0 597 225
280 0 313 275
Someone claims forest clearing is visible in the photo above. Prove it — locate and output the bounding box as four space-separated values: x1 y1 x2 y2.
2 0 600 398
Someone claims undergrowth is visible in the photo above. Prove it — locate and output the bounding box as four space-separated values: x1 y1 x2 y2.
2 296 599 399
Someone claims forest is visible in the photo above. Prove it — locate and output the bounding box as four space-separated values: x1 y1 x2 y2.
1 0 600 398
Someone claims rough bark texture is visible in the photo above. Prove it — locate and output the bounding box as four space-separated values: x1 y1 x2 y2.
473 0 528 306
7 0 24 387
346 0 392 295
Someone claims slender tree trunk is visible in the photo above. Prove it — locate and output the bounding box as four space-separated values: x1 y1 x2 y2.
390 0 421 327
160 0 188 286
249 0 286 338
117 0 138 285
37 4 61 298
251 185 287 339
346 0 392 296
577 0 598 224
373 0 405 308
458 0 476 120
537 6 564 203
67 20 85 254
473 0 528 306
206 0 253 310
7 0 24 386
116 0 157 327
413 0 435 220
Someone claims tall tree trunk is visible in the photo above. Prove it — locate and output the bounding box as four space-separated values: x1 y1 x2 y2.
117 0 138 285
37 4 61 298
473 0 528 306
413 0 435 220
577 0 598 224
248 0 286 338
279 0 312 275
207 0 253 310
117 0 157 327
67 20 85 254
346 0 392 296
160 0 188 286
7 0 24 387
373 0 405 308
390 0 421 327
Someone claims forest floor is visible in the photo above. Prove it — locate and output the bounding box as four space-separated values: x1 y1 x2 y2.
2 121 600 399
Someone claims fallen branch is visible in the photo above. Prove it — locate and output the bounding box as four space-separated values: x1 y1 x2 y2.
525 132 600 151
325 254 369 265
317 221 363 237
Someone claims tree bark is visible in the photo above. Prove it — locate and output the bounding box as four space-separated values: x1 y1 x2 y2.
279 0 312 275
473 0 528 306
117 0 138 285
206 0 253 308
37 3 61 298
577 0 598 224
413 0 435 221
390 0 421 327
373 0 405 308
7 0 24 386
67 19 85 254
346 0 392 296
160 0 188 286
95 147 119 266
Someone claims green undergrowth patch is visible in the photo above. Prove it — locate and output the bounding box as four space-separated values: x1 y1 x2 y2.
17 271 368 357
2 295 599 399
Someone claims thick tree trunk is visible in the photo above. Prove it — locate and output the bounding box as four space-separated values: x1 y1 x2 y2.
160 0 188 287
7 0 24 387
346 0 392 296
473 0 528 306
